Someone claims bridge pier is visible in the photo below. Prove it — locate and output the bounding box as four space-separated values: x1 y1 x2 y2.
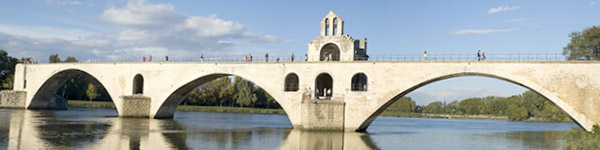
119 95 151 118
0 90 26 109
300 99 345 131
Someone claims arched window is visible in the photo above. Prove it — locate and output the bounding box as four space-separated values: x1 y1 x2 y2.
284 73 299 91
315 73 333 98
351 73 368 91
333 17 338 35
324 18 329 36
133 74 144 94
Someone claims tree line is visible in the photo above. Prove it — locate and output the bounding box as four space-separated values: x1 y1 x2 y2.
387 91 570 122
181 76 280 109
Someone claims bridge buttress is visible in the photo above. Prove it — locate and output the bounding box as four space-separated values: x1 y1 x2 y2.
119 95 151 118
0 90 27 108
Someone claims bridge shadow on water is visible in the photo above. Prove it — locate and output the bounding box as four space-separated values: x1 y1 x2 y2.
0 108 380 150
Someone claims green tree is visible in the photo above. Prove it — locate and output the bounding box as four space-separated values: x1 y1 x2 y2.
563 26 600 60
64 56 78 62
388 97 416 112
0 50 18 90
506 104 528 121
424 101 443 113
458 98 485 115
541 101 568 122
233 77 257 108
562 125 600 149
86 83 99 101
49 54 61 63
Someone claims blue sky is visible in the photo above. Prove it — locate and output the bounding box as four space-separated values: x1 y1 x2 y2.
1 0 598 105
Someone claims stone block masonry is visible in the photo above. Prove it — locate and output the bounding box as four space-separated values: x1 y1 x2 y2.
0 90 26 108
120 95 151 118
301 99 345 130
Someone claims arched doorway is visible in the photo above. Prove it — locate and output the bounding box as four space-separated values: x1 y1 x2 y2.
284 73 299 91
320 43 340 61
133 74 144 94
351 73 367 91
315 73 333 97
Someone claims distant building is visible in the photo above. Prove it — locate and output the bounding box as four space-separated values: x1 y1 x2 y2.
307 11 368 61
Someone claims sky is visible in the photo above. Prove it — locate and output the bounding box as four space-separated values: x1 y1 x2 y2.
1 0 599 105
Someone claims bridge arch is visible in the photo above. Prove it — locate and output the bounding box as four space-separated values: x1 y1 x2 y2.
153 73 288 120
29 69 115 110
356 72 588 131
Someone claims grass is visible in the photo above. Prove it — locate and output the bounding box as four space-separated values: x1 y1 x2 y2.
177 105 285 114
68 100 115 109
68 100 285 114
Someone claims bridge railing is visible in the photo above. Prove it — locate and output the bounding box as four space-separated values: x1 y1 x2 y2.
78 53 567 63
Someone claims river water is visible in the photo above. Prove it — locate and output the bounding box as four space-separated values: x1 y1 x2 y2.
0 108 577 150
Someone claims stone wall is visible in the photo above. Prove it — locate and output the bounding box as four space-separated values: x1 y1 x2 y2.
120 95 151 118
0 91 26 108
301 100 345 130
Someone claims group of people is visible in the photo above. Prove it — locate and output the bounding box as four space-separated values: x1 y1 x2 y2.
423 50 487 61
141 55 169 62
245 54 253 62
477 50 486 61
20 58 34 64
303 87 332 100
261 52 304 62
323 52 334 61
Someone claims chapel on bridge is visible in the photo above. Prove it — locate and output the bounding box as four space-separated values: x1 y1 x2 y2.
307 11 368 61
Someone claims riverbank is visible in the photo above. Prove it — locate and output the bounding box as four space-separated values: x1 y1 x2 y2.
67 100 285 114
67 100 571 122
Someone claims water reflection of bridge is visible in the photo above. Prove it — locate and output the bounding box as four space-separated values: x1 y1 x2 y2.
0 109 378 149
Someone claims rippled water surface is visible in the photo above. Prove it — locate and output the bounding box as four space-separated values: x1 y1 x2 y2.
0 108 577 149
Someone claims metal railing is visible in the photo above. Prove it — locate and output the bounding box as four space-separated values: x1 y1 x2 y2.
33 53 570 64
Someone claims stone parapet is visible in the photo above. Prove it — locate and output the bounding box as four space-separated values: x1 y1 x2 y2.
120 95 151 118
0 90 27 108
300 99 345 131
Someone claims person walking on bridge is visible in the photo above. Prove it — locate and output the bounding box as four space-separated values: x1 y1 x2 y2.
265 53 269 62
165 56 169 61
424 51 428 61
305 54 308 61
477 50 481 61
143 56 146 62
291 53 295 62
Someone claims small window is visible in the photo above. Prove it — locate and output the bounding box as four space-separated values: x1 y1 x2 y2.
325 18 329 36
333 17 338 35
284 73 299 91
351 73 367 91
133 74 144 94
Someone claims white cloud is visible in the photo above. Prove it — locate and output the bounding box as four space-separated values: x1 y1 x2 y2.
45 0 82 5
100 0 185 28
0 24 93 40
1 0 281 62
488 5 520 14
452 28 519 35
592 1 600 5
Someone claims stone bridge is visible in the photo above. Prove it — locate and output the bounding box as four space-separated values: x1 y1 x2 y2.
1 61 599 131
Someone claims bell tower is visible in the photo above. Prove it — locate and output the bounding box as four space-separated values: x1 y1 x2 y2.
308 11 368 61
320 11 344 36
